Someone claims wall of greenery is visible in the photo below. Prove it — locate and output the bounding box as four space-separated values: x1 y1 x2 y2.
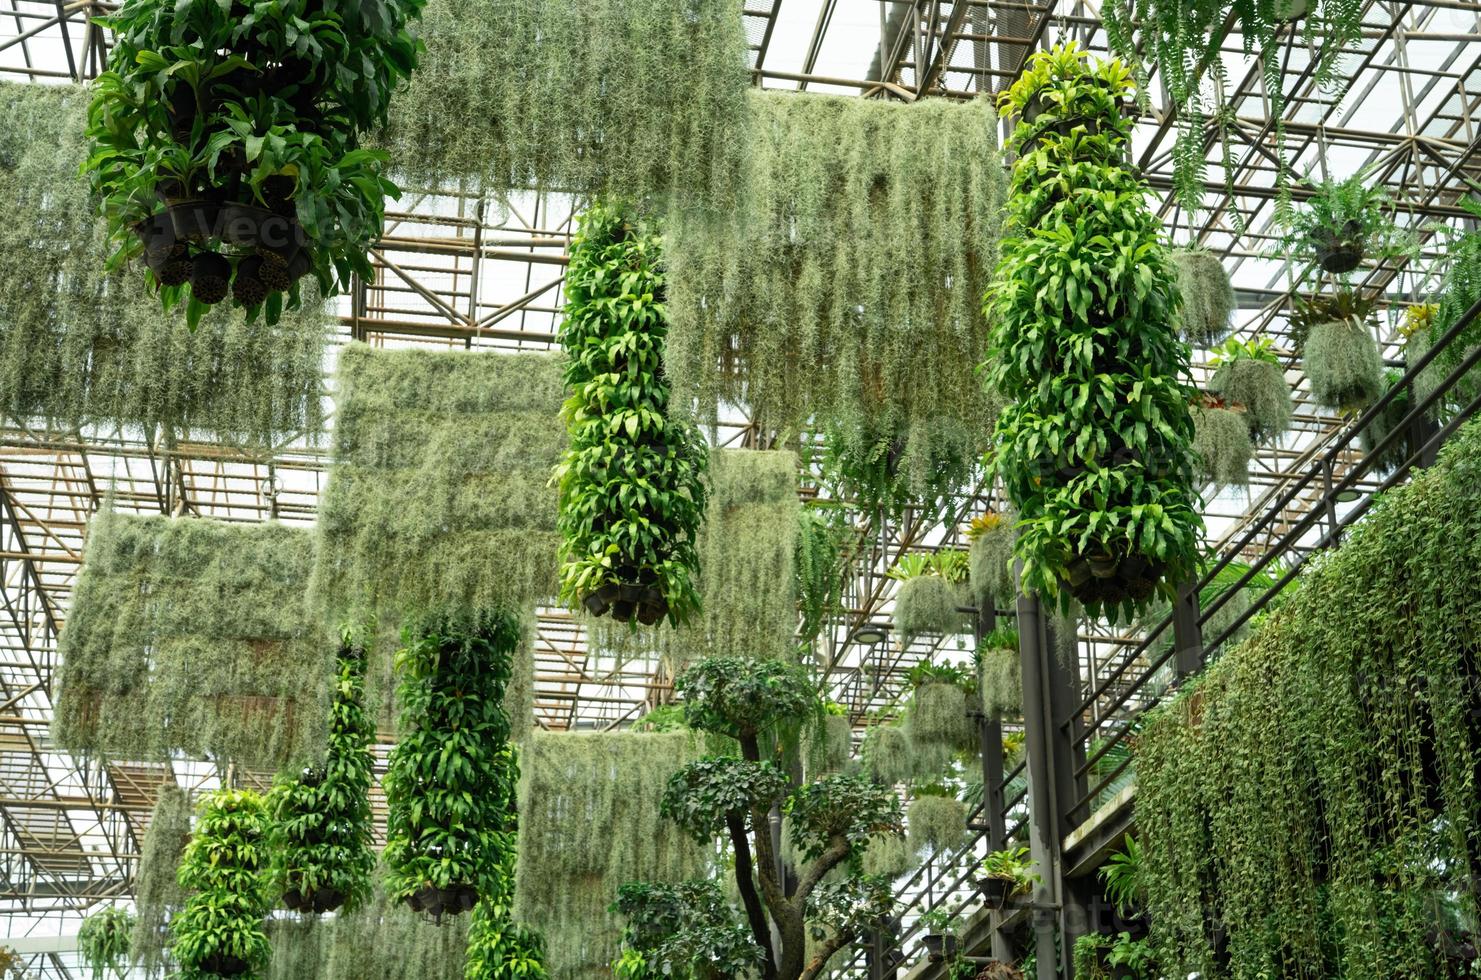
0 82 328 445
666 91 1005 499
171 789 272 979
514 731 707 978
986 45 1201 622
131 782 193 976
313 344 566 688
1137 417 1481 979
54 510 332 770
380 0 747 204
556 201 708 627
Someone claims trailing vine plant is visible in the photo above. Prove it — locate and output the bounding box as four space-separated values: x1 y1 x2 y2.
617 656 905 979
556 201 708 627
78 906 133 979
171 789 272 979
130 782 192 975
268 633 376 915
384 613 519 920
985 44 1202 622
83 0 422 323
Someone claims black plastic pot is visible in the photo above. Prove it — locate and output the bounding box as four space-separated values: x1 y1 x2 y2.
310 885 346 914
1087 552 1119 580
232 255 269 307
200 952 250 976
1314 221 1365 274
977 874 1013 911
921 934 958 962
135 211 177 260
189 251 232 305
635 589 668 626
407 883 478 920
169 201 222 244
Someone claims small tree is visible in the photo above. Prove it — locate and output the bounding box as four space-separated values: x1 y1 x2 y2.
616 656 904 980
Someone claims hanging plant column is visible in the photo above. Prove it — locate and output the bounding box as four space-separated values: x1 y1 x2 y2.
171 789 272 979
985 44 1202 621
82 0 424 325
384 613 518 920
268 634 376 916
556 202 708 627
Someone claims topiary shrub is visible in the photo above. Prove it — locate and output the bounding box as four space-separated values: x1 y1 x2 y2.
894 576 969 642
1207 341 1292 443
384 613 519 920
53 510 332 769
171 789 272 979
906 794 968 857
968 510 1018 610
556 202 708 628
977 631 1023 722
986 44 1201 623
0 83 328 445
1192 404 1253 488
381 0 747 204
1171 249 1235 346
78 906 133 979
666 90 1005 489
131 782 193 974
906 681 977 754
1304 318 1384 412
269 636 376 916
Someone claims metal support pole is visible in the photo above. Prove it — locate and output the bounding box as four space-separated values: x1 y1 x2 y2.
976 598 1014 962
1045 615 1089 976
1172 578 1205 678
1016 590 1061 980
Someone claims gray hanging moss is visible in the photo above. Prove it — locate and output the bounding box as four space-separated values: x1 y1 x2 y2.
906 794 968 857
0 83 327 446
1192 405 1253 488
978 638 1023 722
53 510 332 769
381 0 747 204
894 576 969 642
968 510 1018 610
514 731 708 978
1304 320 1384 413
906 682 977 754
1171 249 1235 346
804 713 854 780
313 344 566 685
130 783 192 977
666 91 1006 477
861 723 917 787
264 883 468 980
862 833 918 880
1208 357 1292 443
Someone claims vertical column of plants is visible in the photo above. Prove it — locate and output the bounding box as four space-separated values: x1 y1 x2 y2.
985 44 1201 621
384 613 517 921
555 202 708 627
83 0 423 325
268 633 375 916
171 789 272 979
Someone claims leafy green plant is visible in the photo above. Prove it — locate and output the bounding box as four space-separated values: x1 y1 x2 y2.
78 906 132 979
384 613 519 918
667 91 1005 498
907 794 968 857
1171 249 1236 346
1359 369 1423 474
1192 403 1253 487
1277 172 1418 278
985 44 1202 622
268 635 376 915
1100 837 1145 916
906 681 978 754
555 202 708 627
796 505 855 650
618 656 905 979
980 847 1039 894
968 510 1018 608
895 577 969 641
1073 932 1156 980
82 0 422 323
1103 0 1365 217
977 635 1023 721
1413 210 1481 409
861 723 919 788
171 788 273 978
612 881 762 980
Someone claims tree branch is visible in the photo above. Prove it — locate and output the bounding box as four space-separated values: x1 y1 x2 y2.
725 811 777 980
799 929 855 980
794 835 851 904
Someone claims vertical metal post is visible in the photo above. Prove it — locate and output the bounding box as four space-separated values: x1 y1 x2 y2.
1016 590 1061 980
1045 615 1090 975
1172 578 1204 678
977 599 1013 962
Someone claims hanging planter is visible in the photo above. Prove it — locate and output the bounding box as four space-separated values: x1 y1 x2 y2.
1208 338 1293 443
978 629 1023 722
1171 248 1236 346
894 575 969 641
171 790 273 979
82 0 425 326
1305 319 1384 413
967 510 1018 609
1192 402 1253 488
922 934 960 961
1278 173 1417 280
555 203 708 628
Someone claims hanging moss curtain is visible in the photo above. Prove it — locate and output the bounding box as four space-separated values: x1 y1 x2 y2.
665 91 1006 486
0 83 328 446
1137 417 1481 980
379 0 747 204
130 783 192 977
313 344 566 677
53 510 332 769
264 883 468 980
514 731 708 978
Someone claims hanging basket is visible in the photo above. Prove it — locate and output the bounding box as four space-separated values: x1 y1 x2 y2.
406 882 478 921
976 874 1014 911
1313 221 1365 274
922 934 960 962
1067 549 1165 607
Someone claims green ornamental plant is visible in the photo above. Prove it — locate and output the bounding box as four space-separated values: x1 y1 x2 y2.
268 634 376 916
384 613 519 919
906 794 968 857
1073 932 1157 980
1170 249 1236 346
795 504 856 650
1207 336 1292 443
986 44 1202 622
906 682 978 754
979 846 1038 895
1277 172 1417 277
618 656 905 980
977 629 1023 721
171 788 273 979
82 0 423 324
555 201 708 627
967 510 1018 608
78 906 133 979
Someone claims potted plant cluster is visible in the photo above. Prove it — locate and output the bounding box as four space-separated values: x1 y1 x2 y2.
384 612 519 921
82 0 424 325
555 202 708 627
1207 336 1292 443
171 789 272 978
986 44 1201 622
268 634 376 915
977 846 1038 912
77 905 133 979
1279 172 1416 275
